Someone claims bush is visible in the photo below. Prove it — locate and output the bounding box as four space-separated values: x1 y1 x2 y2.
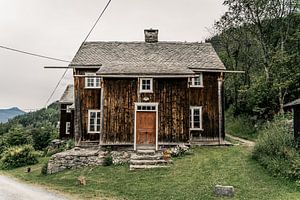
0 145 38 169
41 162 48 175
31 127 52 150
253 114 300 180
103 154 113 166
5 125 32 146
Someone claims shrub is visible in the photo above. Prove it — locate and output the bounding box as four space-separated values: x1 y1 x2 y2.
253 114 300 180
31 127 52 150
0 145 38 169
103 154 113 166
41 162 48 175
5 125 32 146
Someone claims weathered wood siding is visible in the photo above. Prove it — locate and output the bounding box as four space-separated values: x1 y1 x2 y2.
141 78 190 143
102 78 138 143
59 103 74 139
189 72 222 140
74 69 101 141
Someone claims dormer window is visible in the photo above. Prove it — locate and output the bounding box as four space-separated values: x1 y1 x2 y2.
190 73 203 87
85 73 101 89
140 78 153 93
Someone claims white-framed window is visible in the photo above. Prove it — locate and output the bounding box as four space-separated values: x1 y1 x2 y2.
190 106 203 130
66 122 71 134
140 78 153 93
66 105 71 113
190 73 203 87
88 110 101 133
85 73 101 89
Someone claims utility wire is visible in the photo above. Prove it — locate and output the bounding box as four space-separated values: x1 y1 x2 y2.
0 45 70 63
44 0 112 108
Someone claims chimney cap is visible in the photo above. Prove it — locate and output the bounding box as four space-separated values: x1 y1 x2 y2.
144 29 159 43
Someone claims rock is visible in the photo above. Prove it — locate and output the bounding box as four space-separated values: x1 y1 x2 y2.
214 185 234 197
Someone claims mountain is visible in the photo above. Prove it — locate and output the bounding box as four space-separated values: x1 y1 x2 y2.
0 107 25 123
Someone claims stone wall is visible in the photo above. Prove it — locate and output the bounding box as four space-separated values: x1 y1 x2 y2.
47 147 132 174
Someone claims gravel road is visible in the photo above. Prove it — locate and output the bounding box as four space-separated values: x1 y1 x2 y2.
0 175 68 200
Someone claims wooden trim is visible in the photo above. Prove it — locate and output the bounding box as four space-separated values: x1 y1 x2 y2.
100 80 104 145
87 109 101 133
190 106 203 130
190 73 204 88
84 73 101 89
134 102 159 151
139 78 153 93
218 76 223 145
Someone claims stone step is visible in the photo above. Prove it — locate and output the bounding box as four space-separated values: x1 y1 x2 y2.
131 154 163 160
136 149 156 155
130 164 170 170
130 159 172 165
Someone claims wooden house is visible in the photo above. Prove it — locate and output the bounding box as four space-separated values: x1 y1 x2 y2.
58 84 74 139
69 29 225 150
284 98 300 140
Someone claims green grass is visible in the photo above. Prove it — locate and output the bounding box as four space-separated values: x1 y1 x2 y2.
2 146 300 200
225 114 259 141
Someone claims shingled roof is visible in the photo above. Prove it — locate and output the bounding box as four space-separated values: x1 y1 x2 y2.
59 84 74 104
70 41 225 76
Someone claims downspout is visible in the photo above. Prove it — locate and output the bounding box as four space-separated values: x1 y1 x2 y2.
99 78 104 146
218 73 223 145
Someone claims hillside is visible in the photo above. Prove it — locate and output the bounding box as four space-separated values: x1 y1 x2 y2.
0 102 59 135
0 107 25 123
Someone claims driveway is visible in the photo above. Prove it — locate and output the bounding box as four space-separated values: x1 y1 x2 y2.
0 175 68 200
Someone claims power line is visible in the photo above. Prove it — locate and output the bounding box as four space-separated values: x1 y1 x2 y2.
44 0 112 108
0 45 70 63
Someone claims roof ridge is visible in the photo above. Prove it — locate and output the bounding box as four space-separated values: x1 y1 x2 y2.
83 41 211 45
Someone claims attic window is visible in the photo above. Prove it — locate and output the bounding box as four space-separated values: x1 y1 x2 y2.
140 78 153 93
85 73 101 89
190 73 203 87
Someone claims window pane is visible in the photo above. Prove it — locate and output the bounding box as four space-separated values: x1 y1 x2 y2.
194 109 200 116
151 106 155 110
194 122 200 128
90 125 95 132
95 78 100 87
137 106 141 110
97 125 100 132
90 112 96 118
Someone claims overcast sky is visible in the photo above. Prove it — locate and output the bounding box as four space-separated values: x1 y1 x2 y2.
0 0 226 111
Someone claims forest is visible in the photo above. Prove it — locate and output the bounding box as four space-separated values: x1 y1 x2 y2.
207 0 299 120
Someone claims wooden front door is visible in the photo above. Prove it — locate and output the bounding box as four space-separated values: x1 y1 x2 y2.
136 111 156 145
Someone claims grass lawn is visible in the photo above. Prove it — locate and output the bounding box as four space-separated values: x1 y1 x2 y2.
1 146 300 200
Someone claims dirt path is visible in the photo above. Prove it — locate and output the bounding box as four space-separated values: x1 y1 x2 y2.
0 175 68 200
226 134 255 147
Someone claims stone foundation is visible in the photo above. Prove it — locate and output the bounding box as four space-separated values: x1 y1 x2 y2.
47 147 132 174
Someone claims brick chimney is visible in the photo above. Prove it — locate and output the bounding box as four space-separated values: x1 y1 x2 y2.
144 29 158 43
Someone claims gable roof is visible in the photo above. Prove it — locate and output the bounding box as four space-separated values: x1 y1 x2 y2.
284 98 300 108
70 42 225 76
59 84 74 104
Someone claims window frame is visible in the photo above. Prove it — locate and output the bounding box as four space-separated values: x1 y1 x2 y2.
140 78 153 93
190 73 203 88
88 109 101 133
65 122 71 135
85 73 101 89
190 106 203 131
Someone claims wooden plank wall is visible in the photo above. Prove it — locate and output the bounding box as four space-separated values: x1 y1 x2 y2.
59 103 74 139
102 78 138 143
189 72 220 139
74 69 101 141
141 78 190 143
